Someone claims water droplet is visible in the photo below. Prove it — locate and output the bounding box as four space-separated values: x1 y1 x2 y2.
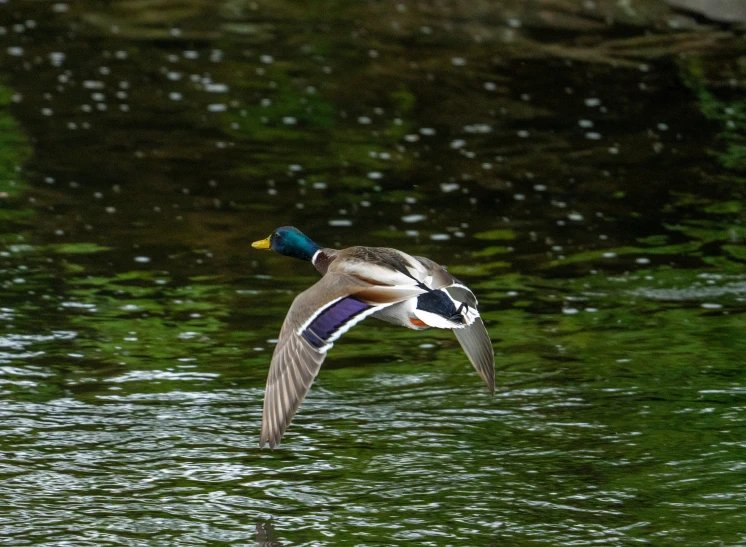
49 52 65 66
329 219 352 227
205 83 228 93
464 124 492 134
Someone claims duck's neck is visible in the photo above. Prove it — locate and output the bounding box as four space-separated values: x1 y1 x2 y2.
281 237 320 262
312 249 335 275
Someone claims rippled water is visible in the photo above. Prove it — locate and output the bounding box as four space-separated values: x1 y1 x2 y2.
1 1 746 545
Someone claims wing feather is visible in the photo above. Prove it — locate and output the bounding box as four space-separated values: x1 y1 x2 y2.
453 317 495 394
412 255 465 291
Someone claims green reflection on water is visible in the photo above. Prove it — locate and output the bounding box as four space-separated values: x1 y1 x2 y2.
680 54 746 172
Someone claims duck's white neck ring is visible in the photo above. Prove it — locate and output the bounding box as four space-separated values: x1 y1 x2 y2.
311 249 321 264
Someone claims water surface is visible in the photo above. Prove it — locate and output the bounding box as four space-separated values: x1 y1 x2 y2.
0 1 745 545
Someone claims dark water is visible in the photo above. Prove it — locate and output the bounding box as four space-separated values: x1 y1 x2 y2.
1 1 745 545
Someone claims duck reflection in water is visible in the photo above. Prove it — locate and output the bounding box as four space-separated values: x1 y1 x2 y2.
256 520 283 546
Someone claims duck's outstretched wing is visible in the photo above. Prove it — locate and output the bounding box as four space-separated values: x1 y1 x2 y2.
260 272 425 448
453 317 495 394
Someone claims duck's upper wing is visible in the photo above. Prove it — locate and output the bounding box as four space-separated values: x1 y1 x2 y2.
260 271 428 448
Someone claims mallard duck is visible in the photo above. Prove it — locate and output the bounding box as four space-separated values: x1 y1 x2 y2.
252 226 495 448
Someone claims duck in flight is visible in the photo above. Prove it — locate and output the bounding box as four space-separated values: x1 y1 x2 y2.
252 227 495 448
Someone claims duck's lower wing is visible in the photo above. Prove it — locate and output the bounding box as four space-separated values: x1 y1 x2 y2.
260 273 423 448
260 316 327 449
453 317 495 394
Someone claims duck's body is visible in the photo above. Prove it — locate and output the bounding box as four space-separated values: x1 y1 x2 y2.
253 227 495 448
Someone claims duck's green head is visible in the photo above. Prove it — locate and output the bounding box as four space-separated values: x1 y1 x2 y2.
252 226 321 261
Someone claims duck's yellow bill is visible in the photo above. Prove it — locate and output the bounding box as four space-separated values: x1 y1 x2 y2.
251 236 271 250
